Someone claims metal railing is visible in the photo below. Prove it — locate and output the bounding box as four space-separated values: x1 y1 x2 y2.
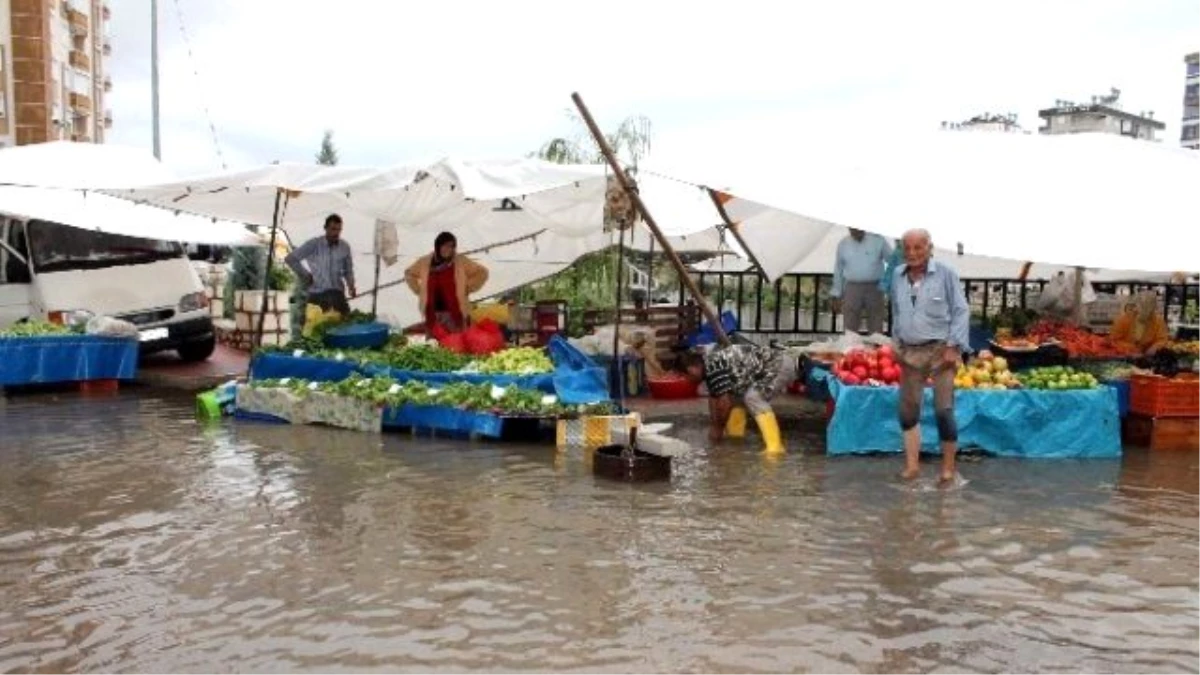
679 271 1198 336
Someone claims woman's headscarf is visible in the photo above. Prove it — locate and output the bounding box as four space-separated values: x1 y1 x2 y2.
432 232 457 269
1132 290 1159 342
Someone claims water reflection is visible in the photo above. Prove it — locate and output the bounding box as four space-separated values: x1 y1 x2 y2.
0 391 1195 673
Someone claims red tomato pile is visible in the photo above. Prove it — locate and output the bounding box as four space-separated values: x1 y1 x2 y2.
832 345 902 386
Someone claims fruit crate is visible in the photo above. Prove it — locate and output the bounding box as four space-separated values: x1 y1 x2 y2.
1129 374 1200 418
1123 414 1199 451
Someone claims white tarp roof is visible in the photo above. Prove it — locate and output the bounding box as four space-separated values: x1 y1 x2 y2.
689 224 1178 283
0 142 259 245
645 130 1200 280
105 159 733 323
0 141 172 189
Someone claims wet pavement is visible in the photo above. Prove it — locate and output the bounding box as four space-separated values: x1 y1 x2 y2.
0 390 1196 673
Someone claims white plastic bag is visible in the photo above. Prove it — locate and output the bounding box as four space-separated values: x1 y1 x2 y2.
85 316 139 339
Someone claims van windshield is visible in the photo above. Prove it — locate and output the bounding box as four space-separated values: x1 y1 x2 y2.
28 220 184 273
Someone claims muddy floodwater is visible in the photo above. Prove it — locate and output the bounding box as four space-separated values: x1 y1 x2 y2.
0 391 1196 673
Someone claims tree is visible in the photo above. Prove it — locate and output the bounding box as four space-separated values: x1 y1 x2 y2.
316 130 339 166
533 110 651 168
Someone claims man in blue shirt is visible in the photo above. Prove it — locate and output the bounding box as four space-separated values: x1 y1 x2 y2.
285 214 357 318
889 229 970 484
832 228 892 335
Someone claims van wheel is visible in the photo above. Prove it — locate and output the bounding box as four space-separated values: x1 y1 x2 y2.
178 337 216 362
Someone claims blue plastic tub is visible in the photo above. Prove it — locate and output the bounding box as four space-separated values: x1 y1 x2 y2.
324 322 390 350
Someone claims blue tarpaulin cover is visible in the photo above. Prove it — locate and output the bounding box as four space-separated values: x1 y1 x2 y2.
817 370 1122 458
0 336 138 386
248 335 611 404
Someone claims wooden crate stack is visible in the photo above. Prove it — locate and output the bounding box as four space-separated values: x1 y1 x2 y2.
1123 374 1199 451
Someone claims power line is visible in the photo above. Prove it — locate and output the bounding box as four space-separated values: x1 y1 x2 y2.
170 0 228 169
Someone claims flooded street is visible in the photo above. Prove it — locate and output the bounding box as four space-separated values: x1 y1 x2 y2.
0 392 1196 674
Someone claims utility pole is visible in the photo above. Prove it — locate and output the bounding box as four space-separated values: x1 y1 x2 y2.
150 0 161 159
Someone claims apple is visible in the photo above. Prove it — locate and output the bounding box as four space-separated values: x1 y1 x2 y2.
878 344 895 360
852 365 868 380
844 373 861 386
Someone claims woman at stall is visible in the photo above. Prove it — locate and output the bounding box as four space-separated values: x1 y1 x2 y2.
1110 290 1170 356
404 232 489 333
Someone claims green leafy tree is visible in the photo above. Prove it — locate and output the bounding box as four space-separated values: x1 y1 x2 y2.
533 111 652 167
316 130 339 166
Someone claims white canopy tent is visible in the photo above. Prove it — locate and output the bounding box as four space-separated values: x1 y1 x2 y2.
0 186 259 246
644 130 1200 281
689 224 1178 284
0 143 259 245
103 158 734 326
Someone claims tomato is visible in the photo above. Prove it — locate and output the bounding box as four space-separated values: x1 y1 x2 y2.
844 373 861 386
852 366 868 380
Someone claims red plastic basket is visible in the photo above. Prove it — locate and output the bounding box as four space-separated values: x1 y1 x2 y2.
647 376 700 400
1129 374 1200 418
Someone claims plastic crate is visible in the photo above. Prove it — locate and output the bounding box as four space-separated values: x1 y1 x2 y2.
1129 374 1200 418
592 353 646 398
556 413 640 449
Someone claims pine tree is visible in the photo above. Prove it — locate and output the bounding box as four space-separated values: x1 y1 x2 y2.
316 130 339 166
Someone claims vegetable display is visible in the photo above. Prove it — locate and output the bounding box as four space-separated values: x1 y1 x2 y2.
258 342 556 376
1018 366 1100 390
1025 320 1134 359
251 374 614 417
476 347 554 375
955 352 1019 390
831 345 901 386
0 321 73 338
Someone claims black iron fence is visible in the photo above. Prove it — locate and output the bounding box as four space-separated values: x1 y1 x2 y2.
681 271 1198 336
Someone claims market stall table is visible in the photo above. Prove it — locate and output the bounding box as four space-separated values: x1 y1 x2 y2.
0 335 139 387
815 370 1122 459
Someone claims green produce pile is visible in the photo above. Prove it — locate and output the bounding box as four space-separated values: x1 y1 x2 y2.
0 321 74 338
256 342 556 376
252 374 614 417
1076 361 1137 382
1018 366 1100 390
476 347 554 374
380 344 475 372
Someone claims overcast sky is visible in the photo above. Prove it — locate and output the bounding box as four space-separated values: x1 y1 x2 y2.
106 0 1199 174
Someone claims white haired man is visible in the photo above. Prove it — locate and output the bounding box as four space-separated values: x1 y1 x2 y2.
888 229 970 483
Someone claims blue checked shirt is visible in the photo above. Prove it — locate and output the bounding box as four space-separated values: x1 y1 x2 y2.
889 259 970 349
285 237 355 294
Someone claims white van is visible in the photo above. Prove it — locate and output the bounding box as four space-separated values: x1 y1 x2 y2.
0 217 216 362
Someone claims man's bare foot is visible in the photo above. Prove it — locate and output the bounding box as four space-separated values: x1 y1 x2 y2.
900 467 921 481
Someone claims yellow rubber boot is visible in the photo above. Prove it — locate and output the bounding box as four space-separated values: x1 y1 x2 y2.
725 406 747 438
754 412 785 455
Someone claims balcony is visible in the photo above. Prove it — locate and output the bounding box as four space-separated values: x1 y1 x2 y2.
68 92 92 114
103 76 112 92
69 49 90 71
103 109 112 128
67 8 88 36
102 38 111 56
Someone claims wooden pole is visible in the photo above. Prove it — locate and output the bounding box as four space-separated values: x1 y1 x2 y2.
255 188 285 348
1072 265 1086 325
571 92 730 347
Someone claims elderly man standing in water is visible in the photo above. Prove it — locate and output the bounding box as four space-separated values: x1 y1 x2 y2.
889 229 970 483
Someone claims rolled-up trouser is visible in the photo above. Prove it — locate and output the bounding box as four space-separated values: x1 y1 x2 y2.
842 281 887 335
308 289 351 316
896 341 958 442
742 353 797 416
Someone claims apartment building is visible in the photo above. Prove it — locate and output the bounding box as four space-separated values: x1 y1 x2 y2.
0 0 111 148
1183 52 1199 150
1038 88 1164 141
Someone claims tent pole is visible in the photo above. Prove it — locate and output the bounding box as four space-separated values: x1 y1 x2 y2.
571 92 730 348
708 190 768 279
255 188 284 348
612 224 628 407
371 254 381 317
